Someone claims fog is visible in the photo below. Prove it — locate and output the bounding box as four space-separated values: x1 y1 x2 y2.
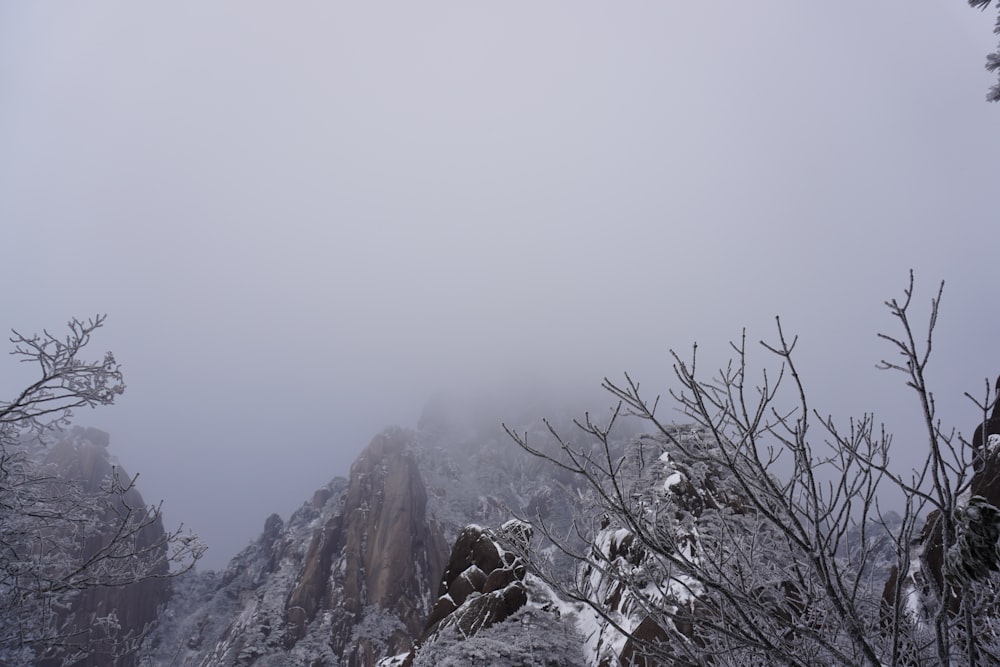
2 2 998 570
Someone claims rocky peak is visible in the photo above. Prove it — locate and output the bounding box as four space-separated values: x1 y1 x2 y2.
156 427 449 667
152 408 603 666
284 427 449 664
345 428 446 627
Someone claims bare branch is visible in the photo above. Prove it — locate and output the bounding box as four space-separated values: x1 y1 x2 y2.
505 273 995 666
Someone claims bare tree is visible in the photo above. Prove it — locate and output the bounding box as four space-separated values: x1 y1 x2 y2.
504 274 1000 666
0 316 205 665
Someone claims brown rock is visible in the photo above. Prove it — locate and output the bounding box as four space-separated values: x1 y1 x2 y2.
452 584 528 637
282 428 448 665
285 513 345 642
483 567 516 594
424 594 457 632
411 521 533 664
448 570 478 608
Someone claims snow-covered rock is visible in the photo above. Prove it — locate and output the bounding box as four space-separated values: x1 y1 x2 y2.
149 427 448 667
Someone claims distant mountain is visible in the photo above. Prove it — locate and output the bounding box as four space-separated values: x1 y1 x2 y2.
27 427 171 667
144 403 606 666
141 406 788 666
27 399 993 666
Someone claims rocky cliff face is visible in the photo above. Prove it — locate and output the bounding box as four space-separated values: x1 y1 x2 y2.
152 427 449 667
86 393 998 666
283 427 449 664
35 427 171 667
149 407 626 666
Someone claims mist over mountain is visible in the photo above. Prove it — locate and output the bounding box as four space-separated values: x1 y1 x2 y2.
5 1 1000 664
16 355 1000 667
142 399 605 666
4 0 1000 582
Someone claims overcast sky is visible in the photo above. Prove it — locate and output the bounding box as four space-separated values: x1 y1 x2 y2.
2 2 998 570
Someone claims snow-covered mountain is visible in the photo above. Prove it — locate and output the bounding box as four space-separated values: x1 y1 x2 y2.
138 398 727 666
20 427 172 667
33 393 1000 665
143 406 603 666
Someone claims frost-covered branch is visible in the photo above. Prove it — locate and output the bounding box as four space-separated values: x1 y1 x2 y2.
0 316 204 665
506 274 1000 666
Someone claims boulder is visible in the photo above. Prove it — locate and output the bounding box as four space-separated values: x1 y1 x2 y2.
406 522 533 665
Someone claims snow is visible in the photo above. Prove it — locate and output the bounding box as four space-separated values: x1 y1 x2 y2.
903 579 924 626
901 539 929 629
663 471 684 491
501 518 528 532
576 602 636 667
667 573 703 603
377 652 409 667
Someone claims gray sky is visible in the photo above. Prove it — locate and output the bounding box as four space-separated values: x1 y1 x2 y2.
2 2 998 570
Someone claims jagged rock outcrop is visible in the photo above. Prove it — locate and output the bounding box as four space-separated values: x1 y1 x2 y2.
284 427 449 664
403 520 585 667
154 427 449 667
152 405 604 666
418 522 530 643
144 389 1000 666
153 412 755 667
